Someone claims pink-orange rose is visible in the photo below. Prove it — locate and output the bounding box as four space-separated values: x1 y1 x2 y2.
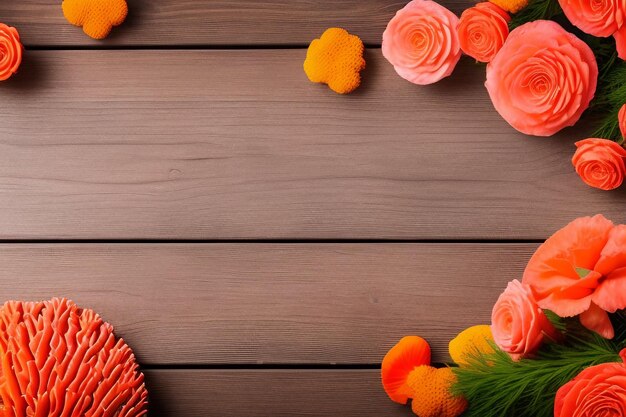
523 215 626 339
458 2 510 63
382 0 461 85
0 23 23 81
555 349 626 417
558 0 626 37
485 20 598 137
491 279 558 360
572 138 626 191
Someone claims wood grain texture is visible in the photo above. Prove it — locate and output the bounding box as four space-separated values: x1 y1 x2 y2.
0 243 534 365
144 369 405 417
1 0 465 47
0 50 622 240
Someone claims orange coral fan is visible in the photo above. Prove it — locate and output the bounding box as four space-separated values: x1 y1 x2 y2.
62 0 128 39
303 28 366 94
407 367 468 417
382 336 467 417
0 298 148 417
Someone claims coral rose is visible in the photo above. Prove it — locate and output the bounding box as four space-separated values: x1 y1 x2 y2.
523 215 626 339
0 23 23 81
555 349 626 417
558 0 626 37
491 279 558 360
382 0 461 85
458 2 510 63
485 20 598 136
572 138 626 190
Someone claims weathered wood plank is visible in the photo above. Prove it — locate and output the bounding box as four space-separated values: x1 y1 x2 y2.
0 243 532 364
1 0 465 47
0 51 618 239
144 369 404 417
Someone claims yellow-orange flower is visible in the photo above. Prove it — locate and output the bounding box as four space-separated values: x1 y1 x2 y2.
62 0 128 39
489 0 529 13
303 28 365 94
449 325 495 366
0 24 23 81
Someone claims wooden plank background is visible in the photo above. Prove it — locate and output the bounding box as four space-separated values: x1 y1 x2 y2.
0 243 532 364
1 1 624 416
4 0 467 47
1 51 622 240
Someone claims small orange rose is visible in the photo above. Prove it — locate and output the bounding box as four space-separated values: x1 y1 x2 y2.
458 2 510 63
0 24 23 82
573 138 626 191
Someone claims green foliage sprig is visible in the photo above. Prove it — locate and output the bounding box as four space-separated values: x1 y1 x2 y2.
453 323 622 417
509 0 562 30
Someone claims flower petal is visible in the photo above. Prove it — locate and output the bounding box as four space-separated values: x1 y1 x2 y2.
579 302 614 339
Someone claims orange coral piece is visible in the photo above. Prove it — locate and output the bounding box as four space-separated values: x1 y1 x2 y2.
0 298 148 417
62 0 128 40
381 336 431 404
407 366 468 417
488 0 528 13
303 28 366 94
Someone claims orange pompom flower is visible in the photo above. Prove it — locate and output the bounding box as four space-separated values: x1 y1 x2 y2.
62 0 128 40
303 28 365 94
0 24 23 81
382 336 467 417
523 215 626 339
0 298 148 417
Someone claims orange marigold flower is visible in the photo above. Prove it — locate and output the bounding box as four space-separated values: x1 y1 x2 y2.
62 0 128 40
382 336 431 404
489 0 528 13
0 24 23 81
303 28 365 94
0 298 148 417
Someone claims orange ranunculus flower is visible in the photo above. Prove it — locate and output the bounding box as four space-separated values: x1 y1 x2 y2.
523 215 626 339
555 349 626 417
0 24 23 81
485 20 598 137
558 0 626 37
491 280 558 360
458 2 510 63
382 0 461 85
572 138 626 191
